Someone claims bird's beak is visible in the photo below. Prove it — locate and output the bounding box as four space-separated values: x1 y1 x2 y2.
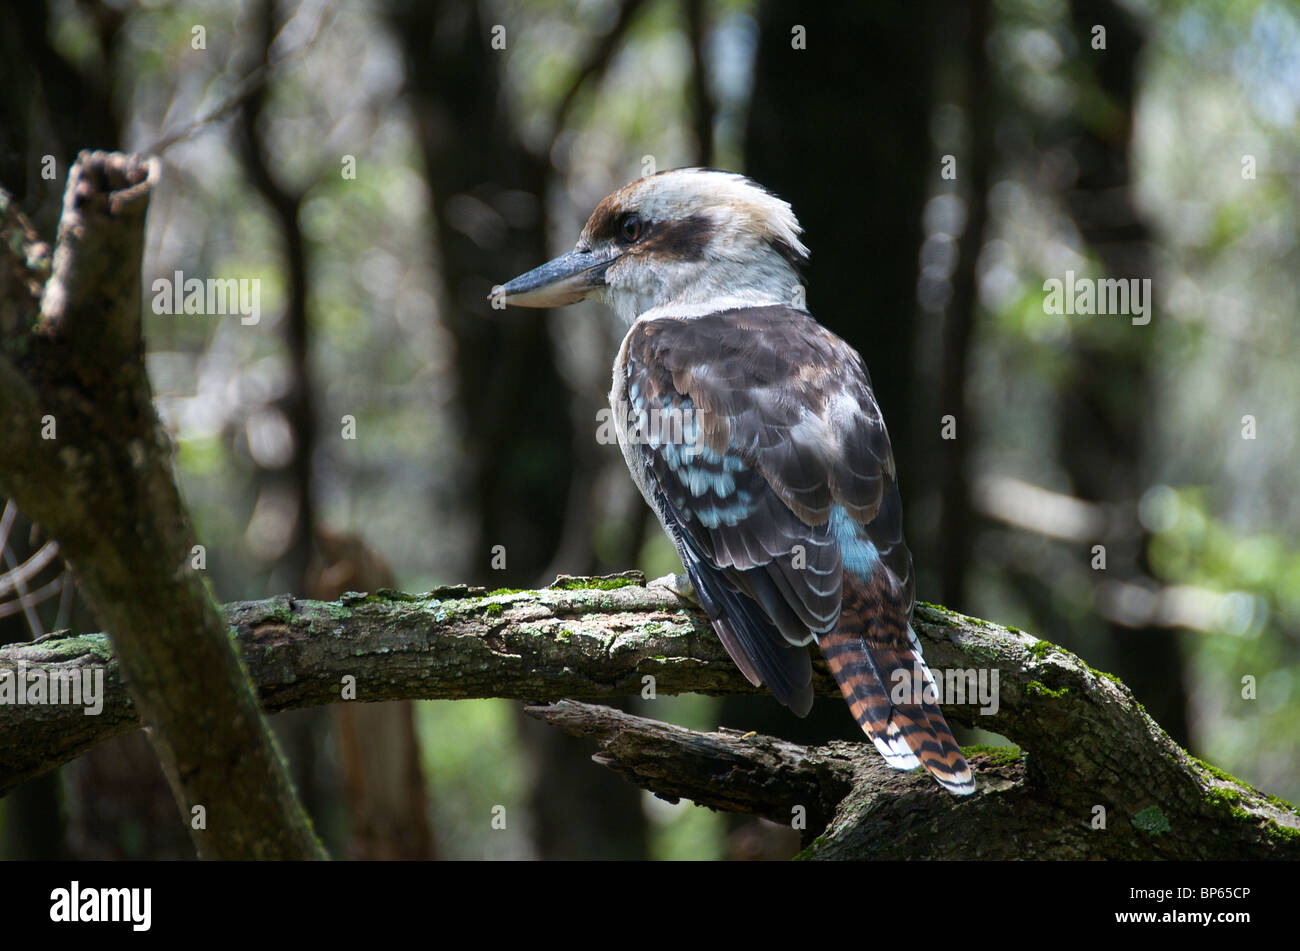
489 245 619 308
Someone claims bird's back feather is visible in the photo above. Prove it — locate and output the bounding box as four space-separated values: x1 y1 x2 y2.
613 303 973 795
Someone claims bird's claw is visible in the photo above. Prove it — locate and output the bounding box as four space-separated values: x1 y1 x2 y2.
649 572 700 608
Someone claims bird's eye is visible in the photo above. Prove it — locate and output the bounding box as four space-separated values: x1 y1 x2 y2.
619 213 643 243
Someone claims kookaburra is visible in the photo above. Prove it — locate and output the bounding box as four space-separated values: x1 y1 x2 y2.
492 168 974 795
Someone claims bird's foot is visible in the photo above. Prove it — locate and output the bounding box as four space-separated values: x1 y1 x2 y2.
649 572 700 608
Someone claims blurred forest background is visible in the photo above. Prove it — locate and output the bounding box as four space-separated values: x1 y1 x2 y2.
1 0 1298 860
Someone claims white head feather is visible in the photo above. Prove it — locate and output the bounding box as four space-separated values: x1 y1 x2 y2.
579 168 809 323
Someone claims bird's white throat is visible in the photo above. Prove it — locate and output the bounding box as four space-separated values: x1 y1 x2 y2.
603 245 804 323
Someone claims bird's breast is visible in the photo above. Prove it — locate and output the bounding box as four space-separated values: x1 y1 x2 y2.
609 328 659 515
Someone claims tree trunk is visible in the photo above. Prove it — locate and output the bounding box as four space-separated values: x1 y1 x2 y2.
0 150 324 860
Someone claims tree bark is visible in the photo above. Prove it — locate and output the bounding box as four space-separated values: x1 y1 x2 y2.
3 574 1295 859
0 151 324 860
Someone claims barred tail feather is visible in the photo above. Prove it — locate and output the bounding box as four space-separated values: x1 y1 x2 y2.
819 575 975 796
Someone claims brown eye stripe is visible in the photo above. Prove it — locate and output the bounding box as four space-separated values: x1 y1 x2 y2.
637 213 710 259
585 206 712 261
582 197 622 246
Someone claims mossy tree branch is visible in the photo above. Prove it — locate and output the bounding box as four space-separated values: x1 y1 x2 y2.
0 152 324 860
2 575 1296 859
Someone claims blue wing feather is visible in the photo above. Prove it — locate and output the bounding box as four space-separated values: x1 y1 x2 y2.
616 304 973 793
